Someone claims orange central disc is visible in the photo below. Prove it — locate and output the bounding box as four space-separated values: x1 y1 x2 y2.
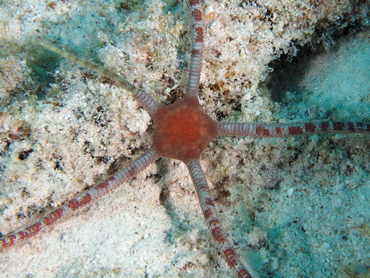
151 95 219 163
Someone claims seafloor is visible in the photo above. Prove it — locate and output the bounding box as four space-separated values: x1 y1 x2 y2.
0 0 369 277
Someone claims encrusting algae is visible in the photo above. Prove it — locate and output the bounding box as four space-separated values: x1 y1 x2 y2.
0 0 369 276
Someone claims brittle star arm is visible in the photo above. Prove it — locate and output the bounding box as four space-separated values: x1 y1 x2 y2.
0 150 157 251
186 0 203 96
219 122 370 137
35 39 158 115
187 160 254 278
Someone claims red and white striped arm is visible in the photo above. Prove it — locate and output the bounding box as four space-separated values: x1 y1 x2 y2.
187 160 253 278
0 150 157 251
219 122 370 137
186 0 204 96
35 39 158 114
134 89 159 115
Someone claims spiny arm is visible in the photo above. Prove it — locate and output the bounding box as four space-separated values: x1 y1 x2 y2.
219 122 370 137
0 150 157 251
35 38 158 114
187 160 253 278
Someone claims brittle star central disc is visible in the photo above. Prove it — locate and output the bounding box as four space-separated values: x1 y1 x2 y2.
152 95 219 163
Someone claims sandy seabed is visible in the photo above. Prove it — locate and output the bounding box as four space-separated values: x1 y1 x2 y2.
0 0 369 277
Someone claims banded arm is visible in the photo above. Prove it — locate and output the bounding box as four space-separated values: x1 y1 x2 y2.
219 122 370 137
186 0 204 96
35 39 158 114
0 150 157 251
187 160 253 278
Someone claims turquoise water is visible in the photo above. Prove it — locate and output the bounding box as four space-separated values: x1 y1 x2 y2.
0 1 369 277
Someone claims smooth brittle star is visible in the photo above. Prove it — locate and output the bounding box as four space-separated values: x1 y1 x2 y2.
1 0 370 277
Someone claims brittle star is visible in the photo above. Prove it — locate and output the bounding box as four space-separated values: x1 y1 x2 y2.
1 1 369 277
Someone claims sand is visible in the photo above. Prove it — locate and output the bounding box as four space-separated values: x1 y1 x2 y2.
0 0 369 277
